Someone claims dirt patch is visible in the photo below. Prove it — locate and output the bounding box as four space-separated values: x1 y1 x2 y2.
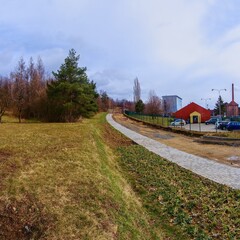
113 113 240 167
0 150 12 163
0 194 55 240
104 123 134 149
0 150 23 191
226 156 240 166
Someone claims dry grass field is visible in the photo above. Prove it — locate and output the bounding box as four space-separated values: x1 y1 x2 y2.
0 114 163 239
0 113 239 239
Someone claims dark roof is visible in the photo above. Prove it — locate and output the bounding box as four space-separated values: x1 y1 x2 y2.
228 101 238 106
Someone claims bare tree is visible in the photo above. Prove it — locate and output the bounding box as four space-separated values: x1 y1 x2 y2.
36 56 45 81
0 77 12 123
11 58 28 123
145 90 162 115
27 57 47 118
133 77 141 103
98 90 110 112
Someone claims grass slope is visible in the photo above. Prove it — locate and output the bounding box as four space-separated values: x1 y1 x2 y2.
116 143 240 239
0 113 163 239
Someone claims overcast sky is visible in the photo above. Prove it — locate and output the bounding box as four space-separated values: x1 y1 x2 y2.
1 0 240 108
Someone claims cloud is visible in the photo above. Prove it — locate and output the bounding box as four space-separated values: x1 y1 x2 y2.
0 0 240 107
90 69 134 99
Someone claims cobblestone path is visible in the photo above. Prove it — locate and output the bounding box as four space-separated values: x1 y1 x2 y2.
107 114 240 189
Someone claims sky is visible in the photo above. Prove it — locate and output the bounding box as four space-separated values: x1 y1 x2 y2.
1 0 240 109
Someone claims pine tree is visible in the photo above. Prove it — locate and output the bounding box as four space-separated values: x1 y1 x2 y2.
135 99 145 113
214 96 226 116
47 49 98 122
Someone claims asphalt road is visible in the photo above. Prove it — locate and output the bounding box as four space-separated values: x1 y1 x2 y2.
172 123 225 132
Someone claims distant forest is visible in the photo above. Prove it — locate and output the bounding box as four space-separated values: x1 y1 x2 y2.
0 49 114 123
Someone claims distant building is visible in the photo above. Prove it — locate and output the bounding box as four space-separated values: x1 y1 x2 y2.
174 102 211 123
162 95 182 114
226 84 239 117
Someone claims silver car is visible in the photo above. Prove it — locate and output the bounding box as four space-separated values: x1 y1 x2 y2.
170 119 186 126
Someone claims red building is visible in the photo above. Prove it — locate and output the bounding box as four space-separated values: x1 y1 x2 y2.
174 102 211 123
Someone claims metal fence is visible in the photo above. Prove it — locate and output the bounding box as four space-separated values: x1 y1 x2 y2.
124 111 208 132
124 111 240 132
124 111 173 127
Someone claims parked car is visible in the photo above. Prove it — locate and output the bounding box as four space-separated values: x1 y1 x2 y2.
205 117 221 125
227 121 240 131
217 120 230 130
215 120 221 129
170 119 186 126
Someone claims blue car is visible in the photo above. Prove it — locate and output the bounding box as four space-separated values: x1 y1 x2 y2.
216 120 230 130
205 117 221 125
227 121 240 131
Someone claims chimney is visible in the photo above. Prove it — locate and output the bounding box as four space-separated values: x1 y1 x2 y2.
232 83 234 101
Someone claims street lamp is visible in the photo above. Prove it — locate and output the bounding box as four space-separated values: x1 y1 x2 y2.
211 88 226 116
201 98 211 109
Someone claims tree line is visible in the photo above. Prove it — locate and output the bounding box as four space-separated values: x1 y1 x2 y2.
132 78 227 116
133 77 163 115
0 49 101 123
0 56 47 123
4 49 211 123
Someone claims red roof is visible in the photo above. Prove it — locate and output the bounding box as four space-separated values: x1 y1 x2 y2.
174 102 211 122
228 100 238 107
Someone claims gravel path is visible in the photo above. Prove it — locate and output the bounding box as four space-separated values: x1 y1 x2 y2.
107 114 240 189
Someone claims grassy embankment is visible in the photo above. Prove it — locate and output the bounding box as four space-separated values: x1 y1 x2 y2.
0 113 164 239
0 113 239 239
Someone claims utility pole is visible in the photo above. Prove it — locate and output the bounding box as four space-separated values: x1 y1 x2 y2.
201 98 211 109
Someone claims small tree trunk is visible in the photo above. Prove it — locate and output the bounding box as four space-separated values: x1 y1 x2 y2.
0 110 4 123
18 110 22 123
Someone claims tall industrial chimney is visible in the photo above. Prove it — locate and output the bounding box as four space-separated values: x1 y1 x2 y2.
232 83 234 101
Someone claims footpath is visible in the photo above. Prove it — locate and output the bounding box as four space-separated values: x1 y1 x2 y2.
107 114 240 189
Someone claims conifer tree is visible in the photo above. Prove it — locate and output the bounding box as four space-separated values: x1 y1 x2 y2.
214 96 226 116
135 99 145 113
47 49 98 122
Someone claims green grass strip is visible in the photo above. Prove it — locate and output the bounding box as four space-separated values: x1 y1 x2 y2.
117 145 240 239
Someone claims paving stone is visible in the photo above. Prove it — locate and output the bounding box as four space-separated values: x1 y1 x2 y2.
107 114 240 189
